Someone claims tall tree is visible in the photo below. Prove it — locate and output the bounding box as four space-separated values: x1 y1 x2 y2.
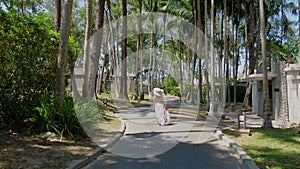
243 0 256 108
299 0 300 61
120 0 128 99
224 0 229 104
82 0 93 98
232 0 237 105
54 0 61 32
259 0 273 128
195 0 203 105
138 0 144 100
56 0 73 105
204 0 209 104
89 0 106 98
209 0 215 114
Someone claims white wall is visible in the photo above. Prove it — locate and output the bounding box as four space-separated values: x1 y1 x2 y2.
285 65 300 124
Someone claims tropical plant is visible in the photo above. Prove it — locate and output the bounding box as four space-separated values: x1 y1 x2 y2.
0 10 59 127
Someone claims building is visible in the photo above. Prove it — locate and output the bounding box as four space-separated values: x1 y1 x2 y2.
241 63 300 126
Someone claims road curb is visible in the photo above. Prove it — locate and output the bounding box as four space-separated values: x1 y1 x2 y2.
217 129 260 169
66 120 126 169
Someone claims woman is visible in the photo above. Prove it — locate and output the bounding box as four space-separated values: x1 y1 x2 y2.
153 88 170 126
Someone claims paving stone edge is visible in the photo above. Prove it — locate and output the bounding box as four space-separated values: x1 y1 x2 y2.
217 129 260 169
66 120 126 169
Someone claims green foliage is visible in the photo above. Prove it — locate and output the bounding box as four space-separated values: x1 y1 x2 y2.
201 85 208 104
0 10 59 126
34 93 97 138
224 128 300 169
35 93 57 133
128 92 137 100
163 75 178 88
169 87 180 96
74 98 104 137
0 9 79 134
163 75 179 95
267 39 298 63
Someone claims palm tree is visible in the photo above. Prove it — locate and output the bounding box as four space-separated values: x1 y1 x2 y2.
209 0 215 114
138 0 144 100
56 0 73 105
223 0 229 105
259 0 273 128
243 0 257 108
89 0 106 98
120 0 128 99
232 0 236 105
195 0 203 105
82 0 93 98
204 0 209 104
299 0 300 61
54 0 61 32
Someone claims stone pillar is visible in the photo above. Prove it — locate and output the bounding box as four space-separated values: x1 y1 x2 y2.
279 62 289 126
257 81 263 117
251 81 258 114
285 64 300 125
272 62 280 120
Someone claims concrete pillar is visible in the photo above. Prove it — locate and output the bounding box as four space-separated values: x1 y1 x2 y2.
257 81 263 117
251 81 258 114
285 64 300 124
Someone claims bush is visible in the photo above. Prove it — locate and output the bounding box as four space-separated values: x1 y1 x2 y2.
170 87 180 96
128 92 137 100
0 10 77 130
163 75 179 96
74 98 104 137
34 93 105 138
0 10 59 127
34 93 91 138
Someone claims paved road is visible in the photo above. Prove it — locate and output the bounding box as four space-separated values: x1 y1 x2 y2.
84 103 241 169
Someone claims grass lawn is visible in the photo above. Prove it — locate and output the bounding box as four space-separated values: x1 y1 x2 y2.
223 128 300 169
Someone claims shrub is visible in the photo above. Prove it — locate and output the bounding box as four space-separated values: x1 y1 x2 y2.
0 10 77 130
170 87 180 96
34 93 104 138
0 10 59 127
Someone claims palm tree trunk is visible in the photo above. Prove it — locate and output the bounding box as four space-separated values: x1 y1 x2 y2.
223 0 230 105
158 14 166 88
259 0 273 128
234 20 240 106
209 0 215 114
138 0 144 99
196 0 203 106
56 0 73 105
54 0 61 32
88 0 105 98
243 0 256 108
298 0 300 61
205 0 209 103
244 24 248 77
120 0 128 100
232 0 236 105
107 0 118 96
179 44 184 100
82 0 93 98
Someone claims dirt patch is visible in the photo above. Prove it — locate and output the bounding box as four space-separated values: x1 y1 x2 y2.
0 130 97 169
0 109 122 169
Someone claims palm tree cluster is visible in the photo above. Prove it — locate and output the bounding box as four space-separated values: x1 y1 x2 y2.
2 0 298 128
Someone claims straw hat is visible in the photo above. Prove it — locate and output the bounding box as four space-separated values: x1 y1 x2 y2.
153 88 164 97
